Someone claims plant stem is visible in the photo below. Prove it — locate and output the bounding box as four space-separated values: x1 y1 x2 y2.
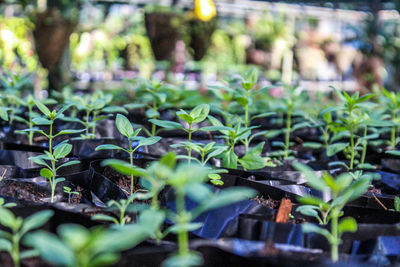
284 107 292 158
188 123 192 166
331 211 339 262
49 122 53 154
361 126 367 164
391 110 396 148
85 110 90 137
176 190 189 257
50 160 56 203
244 92 249 128
12 234 20 267
129 139 134 195
91 111 97 137
349 125 355 170
28 105 33 145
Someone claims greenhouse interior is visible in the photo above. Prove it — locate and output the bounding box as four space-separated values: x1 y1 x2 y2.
0 0 400 266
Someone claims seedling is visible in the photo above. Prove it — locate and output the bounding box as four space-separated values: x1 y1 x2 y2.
151 104 222 165
209 69 276 152
162 163 256 267
103 152 176 210
269 85 309 159
25 210 164 267
24 99 84 203
294 163 371 262
207 115 275 170
125 77 180 136
0 71 31 125
96 114 161 194
63 187 79 204
380 88 400 148
65 91 128 139
0 208 53 267
92 190 150 225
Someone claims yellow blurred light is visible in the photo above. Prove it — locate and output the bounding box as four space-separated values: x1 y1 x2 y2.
194 0 217 22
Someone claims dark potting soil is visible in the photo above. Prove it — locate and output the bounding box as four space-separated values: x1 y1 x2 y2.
0 252 52 267
0 180 47 202
103 165 141 194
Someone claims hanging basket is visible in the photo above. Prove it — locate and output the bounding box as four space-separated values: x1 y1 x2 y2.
187 17 217 61
145 12 182 61
33 9 77 71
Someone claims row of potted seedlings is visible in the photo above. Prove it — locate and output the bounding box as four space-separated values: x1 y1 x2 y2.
0 69 399 266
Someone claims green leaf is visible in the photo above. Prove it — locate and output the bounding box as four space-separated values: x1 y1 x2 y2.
338 217 357 234
20 249 40 259
124 103 147 110
103 106 128 114
251 112 276 120
190 104 210 123
40 168 53 179
166 223 203 235
149 119 183 130
292 162 327 191
0 239 12 252
34 99 51 117
160 152 177 168
55 129 85 137
394 196 400 212
32 117 52 125
302 142 322 149
222 149 238 169
302 223 332 241
298 196 328 208
21 210 54 235
53 143 72 159
95 144 125 151
138 136 162 147
116 114 134 138
385 150 400 156
102 159 147 177
56 160 80 171
198 126 233 132
29 156 50 168
23 231 75 266
326 142 349 157
177 110 193 124
236 97 249 107
356 163 376 170
91 214 118 224
296 205 321 220
239 152 266 170
163 251 203 267
193 187 256 218
0 208 16 230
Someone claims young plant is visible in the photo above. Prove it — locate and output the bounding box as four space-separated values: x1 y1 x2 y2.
92 190 150 225
328 89 374 170
125 77 179 136
150 104 217 165
65 91 128 139
24 100 84 203
63 187 79 204
162 163 256 267
0 208 54 267
207 115 275 170
96 114 161 194
171 141 228 166
24 209 164 267
209 69 276 152
294 163 372 262
380 87 400 148
104 152 175 210
0 71 31 125
270 85 309 159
